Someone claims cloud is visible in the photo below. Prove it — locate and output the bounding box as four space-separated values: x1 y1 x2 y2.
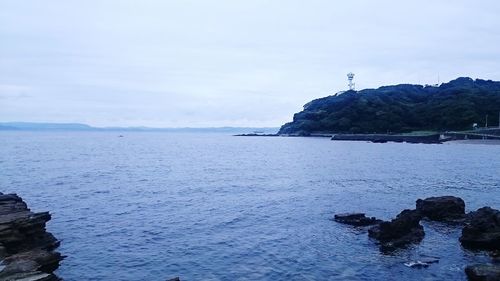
0 85 31 99
1 0 500 126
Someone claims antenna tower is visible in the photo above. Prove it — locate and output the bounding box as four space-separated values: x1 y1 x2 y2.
347 72 355 90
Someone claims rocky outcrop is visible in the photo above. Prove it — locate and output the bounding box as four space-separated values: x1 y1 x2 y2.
465 264 500 281
333 196 500 280
368 209 424 250
416 196 466 221
334 196 474 251
460 207 500 250
0 193 62 280
333 213 382 226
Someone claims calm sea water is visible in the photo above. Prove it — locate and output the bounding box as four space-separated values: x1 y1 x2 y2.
1 132 499 281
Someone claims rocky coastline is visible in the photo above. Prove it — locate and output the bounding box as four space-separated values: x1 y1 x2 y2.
0 193 62 281
2 192 497 280
334 196 500 281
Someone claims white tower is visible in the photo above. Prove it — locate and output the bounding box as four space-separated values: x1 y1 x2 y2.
347 72 355 90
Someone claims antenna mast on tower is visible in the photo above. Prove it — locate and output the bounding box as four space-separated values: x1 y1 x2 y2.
347 72 355 90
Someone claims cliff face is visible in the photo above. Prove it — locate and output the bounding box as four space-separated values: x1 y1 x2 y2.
0 193 62 280
279 78 500 135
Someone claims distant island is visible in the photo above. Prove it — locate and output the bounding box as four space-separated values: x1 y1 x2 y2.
279 77 500 135
0 122 278 134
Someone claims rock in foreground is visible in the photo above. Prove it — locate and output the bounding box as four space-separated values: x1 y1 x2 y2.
334 213 382 226
0 193 62 280
465 264 500 281
416 196 466 221
368 209 424 250
460 207 500 251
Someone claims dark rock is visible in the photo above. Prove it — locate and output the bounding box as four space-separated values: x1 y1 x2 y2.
0 271 59 281
368 209 424 250
416 196 466 221
1 259 39 275
491 250 500 263
4 249 64 273
465 264 500 281
167 278 181 281
460 207 500 250
234 134 279 137
0 192 62 280
334 213 382 226
371 139 388 143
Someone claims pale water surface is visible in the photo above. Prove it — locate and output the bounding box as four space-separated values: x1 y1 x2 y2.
1 132 499 280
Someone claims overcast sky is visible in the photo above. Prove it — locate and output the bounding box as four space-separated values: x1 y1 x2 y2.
1 0 499 127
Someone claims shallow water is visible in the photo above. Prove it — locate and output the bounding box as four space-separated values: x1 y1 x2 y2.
0 132 499 280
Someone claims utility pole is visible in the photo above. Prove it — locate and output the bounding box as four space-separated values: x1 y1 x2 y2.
485 115 488 128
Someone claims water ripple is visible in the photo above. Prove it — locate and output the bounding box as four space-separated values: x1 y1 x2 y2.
0 132 499 280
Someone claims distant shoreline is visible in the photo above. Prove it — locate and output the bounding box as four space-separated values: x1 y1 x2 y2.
0 122 279 134
235 133 500 145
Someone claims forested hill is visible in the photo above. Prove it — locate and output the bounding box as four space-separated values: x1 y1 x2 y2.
279 77 500 135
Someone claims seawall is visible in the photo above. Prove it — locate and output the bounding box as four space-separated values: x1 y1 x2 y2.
331 134 442 144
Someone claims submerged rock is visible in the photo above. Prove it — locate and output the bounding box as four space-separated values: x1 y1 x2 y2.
334 213 382 226
465 264 500 281
0 192 62 280
368 209 424 250
416 196 466 221
460 207 500 250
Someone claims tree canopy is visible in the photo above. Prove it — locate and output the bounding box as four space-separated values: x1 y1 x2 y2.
279 77 500 135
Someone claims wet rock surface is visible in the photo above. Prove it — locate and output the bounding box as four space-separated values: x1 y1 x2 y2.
416 196 466 222
0 193 62 281
333 213 382 226
465 264 500 281
368 209 424 250
460 207 500 251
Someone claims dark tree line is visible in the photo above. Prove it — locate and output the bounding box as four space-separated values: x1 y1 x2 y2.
279 77 500 134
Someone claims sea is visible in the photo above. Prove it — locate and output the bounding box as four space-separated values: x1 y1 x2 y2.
1 131 499 280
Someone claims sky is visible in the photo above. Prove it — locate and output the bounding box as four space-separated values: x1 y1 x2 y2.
1 0 500 127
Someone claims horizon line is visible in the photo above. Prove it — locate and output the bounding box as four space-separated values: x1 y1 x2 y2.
0 121 280 130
